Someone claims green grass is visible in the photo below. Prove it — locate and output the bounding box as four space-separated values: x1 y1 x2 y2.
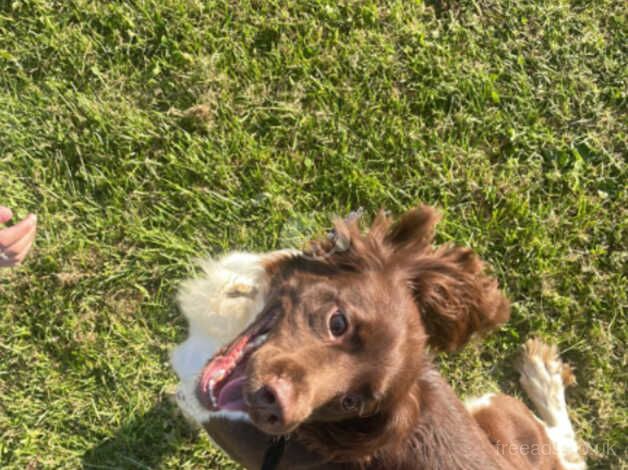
0 0 625 468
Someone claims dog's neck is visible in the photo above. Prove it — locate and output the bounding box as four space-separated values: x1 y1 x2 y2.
392 368 511 470
202 363 514 470
296 364 512 470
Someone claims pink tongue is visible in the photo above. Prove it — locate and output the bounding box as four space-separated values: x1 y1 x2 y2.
199 334 251 399
217 373 247 411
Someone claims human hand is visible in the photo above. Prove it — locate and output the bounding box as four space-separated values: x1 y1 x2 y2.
0 207 37 268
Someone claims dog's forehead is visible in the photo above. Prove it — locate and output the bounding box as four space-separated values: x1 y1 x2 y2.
280 267 373 296
274 269 407 326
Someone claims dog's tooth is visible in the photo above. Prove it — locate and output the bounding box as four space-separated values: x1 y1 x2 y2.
208 380 216 406
248 333 268 350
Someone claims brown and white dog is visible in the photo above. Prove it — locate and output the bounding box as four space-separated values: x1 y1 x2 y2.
171 206 586 469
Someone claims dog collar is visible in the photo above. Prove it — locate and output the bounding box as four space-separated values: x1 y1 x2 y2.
260 435 286 470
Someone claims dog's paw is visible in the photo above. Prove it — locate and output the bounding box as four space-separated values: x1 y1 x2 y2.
518 338 574 426
519 339 586 470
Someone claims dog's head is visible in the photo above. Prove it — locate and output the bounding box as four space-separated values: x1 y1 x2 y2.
197 206 509 458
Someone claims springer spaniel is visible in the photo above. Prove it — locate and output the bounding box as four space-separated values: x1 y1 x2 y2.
171 206 585 470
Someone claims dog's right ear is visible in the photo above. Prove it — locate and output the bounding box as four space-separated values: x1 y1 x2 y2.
384 205 441 251
385 206 510 352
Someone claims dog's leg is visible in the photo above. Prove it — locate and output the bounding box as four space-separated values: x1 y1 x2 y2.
518 339 586 470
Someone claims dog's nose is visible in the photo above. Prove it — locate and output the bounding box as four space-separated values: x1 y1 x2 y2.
250 378 291 433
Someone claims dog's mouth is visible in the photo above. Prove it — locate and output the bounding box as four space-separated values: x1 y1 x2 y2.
197 309 275 413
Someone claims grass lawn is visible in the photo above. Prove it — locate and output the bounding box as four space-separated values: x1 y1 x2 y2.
0 0 625 468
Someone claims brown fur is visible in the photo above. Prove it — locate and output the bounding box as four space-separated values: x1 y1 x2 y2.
470 394 563 470
232 206 563 469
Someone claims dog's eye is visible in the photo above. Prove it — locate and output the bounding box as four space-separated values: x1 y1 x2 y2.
329 311 348 336
342 394 361 411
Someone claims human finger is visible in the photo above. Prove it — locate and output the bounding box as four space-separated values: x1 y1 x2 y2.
12 236 36 265
0 207 13 224
0 214 36 249
2 224 36 259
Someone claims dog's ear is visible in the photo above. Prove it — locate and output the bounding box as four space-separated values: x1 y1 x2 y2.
385 206 510 352
407 245 510 351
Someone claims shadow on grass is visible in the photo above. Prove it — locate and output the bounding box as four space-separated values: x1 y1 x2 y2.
82 398 200 469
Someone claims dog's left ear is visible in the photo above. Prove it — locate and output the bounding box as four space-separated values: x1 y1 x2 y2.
385 206 510 352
